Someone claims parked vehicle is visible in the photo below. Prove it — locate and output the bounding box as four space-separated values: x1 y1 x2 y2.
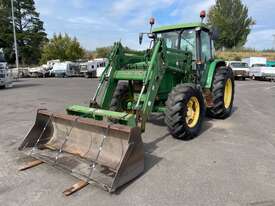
0 50 12 88
51 61 80 77
79 58 108 78
242 57 275 80
249 64 275 80
267 61 275 67
42 59 60 77
226 61 249 80
79 61 97 78
18 67 31 78
28 66 46 78
94 58 108 77
242 57 267 67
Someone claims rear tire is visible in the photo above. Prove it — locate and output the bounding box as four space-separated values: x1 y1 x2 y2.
165 84 205 140
207 67 234 119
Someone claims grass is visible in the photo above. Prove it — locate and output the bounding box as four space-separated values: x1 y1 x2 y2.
216 51 275 61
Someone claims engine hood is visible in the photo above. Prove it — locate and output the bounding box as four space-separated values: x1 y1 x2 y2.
232 67 249 72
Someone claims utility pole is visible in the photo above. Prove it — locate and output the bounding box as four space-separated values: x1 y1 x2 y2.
273 34 275 51
11 0 19 76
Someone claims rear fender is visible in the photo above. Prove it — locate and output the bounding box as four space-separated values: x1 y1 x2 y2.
203 59 226 89
202 59 226 108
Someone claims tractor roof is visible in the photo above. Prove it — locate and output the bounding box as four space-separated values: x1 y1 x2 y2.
152 22 209 33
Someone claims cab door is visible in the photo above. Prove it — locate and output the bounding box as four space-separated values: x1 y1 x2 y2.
198 29 213 84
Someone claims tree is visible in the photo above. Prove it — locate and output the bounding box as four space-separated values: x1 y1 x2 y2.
0 0 14 62
207 0 255 49
0 0 47 65
40 33 85 63
95 46 113 58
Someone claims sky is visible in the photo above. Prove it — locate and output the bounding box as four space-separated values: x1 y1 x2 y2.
34 0 275 51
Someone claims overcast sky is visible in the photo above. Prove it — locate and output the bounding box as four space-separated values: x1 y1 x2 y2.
34 0 275 51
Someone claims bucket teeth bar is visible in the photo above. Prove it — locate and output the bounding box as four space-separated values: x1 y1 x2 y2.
19 109 144 192
66 105 137 128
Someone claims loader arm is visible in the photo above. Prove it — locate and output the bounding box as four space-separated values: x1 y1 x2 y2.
88 39 168 131
136 39 167 131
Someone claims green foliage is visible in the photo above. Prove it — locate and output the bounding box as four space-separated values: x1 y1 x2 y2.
0 0 47 65
40 33 85 63
95 46 113 58
85 45 142 60
216 50 275 61
207 0 255 49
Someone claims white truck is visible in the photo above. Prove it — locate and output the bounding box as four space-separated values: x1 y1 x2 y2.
0 50 12 88
51 61 80 77
226 61 250 80
242 57 275 80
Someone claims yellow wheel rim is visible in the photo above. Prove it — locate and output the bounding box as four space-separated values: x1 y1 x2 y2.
186 96 200 128
224 78 233 109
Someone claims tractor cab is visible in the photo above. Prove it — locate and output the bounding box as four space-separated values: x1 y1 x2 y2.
152 23 214 64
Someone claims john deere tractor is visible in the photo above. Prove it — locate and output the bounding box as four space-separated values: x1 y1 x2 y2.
20 14 234 193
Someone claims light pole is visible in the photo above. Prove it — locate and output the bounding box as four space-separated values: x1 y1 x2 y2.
11 0 19 74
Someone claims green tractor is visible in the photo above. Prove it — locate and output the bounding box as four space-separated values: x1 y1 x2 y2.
19 13 234 193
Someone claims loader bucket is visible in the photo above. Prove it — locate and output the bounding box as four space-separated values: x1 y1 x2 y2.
19 109 144 192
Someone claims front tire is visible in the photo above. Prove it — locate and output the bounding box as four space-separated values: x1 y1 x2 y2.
207 67 234 119
110 82 131 112
165 84 205 140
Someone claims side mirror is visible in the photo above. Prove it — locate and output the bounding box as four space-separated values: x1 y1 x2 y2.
210 27 219 41
139 33 143 45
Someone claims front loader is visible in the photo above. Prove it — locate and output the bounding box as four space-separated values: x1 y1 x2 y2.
19 13 234 193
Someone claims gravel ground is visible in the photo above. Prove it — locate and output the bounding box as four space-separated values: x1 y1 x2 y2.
0 78 275 206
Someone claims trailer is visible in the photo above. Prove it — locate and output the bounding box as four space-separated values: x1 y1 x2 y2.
42 59 60 77
51 61 80 77
28 66 46 78
0 50 12 88
79 61 97 78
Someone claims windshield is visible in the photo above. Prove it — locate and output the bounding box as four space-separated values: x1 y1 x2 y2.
0 52 5 62
156 29 196 57
231 62 248 68
158 31 179 49
180 29 196 55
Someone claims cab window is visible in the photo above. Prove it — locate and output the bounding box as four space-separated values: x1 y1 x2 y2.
201 31 211 61
180 29 196 58
158 31 179 49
